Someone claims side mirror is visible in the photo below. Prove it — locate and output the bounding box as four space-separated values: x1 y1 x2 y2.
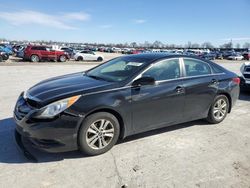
132 76 155 87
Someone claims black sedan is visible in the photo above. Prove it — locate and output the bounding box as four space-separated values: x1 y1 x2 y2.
14 54 240 156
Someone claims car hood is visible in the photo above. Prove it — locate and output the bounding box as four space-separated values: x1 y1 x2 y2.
27 72 112 105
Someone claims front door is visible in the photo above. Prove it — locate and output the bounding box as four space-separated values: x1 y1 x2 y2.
131 58 185 133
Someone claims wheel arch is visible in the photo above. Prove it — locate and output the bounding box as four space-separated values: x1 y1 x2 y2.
77 108 126 142
77 55 84 61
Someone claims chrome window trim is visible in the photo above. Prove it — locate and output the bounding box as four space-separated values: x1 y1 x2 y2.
82 72 226 97
155 73 225 84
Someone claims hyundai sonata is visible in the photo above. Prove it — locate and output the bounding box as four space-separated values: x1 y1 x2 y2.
14 54 240 155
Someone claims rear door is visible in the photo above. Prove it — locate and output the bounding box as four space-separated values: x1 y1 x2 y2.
45 47 56 60
39 46 49 60
181 58 218 120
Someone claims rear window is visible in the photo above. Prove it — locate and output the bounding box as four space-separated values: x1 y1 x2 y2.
211 64 224 73
31 47 39 50
183 58 211 77
31 46 46 50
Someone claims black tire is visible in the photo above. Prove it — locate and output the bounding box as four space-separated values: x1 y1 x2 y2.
3 54 9 60
77 56 83 61
0 56 3 62
206 95 229 124
97 57 103 62
30 54 39 62
78 112 120 156
59 55 66 62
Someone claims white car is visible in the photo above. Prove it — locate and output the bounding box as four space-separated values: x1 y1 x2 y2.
228 53 244 60
74 50 104 61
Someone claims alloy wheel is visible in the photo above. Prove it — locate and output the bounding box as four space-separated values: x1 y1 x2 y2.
60 55 66 62
213 98 227 121
86 119 115 150
31 55 39 62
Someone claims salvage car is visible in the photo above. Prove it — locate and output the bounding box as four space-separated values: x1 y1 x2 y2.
240 62 250 90
242 52 250 60
227 53 244 60
74 50 104 61
199 52 216 60
14 54 240 156
0 45 13 55
23 45 70 62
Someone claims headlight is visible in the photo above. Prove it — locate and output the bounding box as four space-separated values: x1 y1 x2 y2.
36 95 80 119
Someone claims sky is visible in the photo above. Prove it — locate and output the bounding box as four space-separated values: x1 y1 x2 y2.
0 0 250 46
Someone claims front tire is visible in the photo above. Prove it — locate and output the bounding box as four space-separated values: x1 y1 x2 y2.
206 95 229 124
78 112 120 155
77 56 84 61
97 57 103 62
30 54 40 62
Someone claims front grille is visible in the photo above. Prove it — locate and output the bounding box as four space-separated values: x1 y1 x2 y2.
14 110 26 121
243 74 250 79
26 98 40 108
14 97 33 121
15 107 28 121
245 67 250 72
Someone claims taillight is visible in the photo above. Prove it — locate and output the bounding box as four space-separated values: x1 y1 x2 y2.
232 77 240 85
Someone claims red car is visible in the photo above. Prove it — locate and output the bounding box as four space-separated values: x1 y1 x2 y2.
132 49 144 54
24 45 70 62
243 52 250 60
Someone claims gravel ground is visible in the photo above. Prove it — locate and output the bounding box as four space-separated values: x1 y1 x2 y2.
0 54 250 188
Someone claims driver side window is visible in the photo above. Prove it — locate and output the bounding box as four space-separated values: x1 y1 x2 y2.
142 59 180 81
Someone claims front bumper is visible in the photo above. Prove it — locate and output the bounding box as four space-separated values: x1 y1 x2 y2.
14 94 83 153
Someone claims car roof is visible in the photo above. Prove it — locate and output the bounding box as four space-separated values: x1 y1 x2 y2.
28 45 48 48
124 53 203 62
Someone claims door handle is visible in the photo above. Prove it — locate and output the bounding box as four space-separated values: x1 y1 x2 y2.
175 86 185 94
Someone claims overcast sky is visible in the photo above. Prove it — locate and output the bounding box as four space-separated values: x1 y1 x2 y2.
0 0 250 46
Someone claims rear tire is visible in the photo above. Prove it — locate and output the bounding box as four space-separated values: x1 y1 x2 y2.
30 55 39 62
206 95 229 124
78 112 120 156
0 56 3 62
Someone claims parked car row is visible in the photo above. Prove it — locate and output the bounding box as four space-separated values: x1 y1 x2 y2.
1 42 249 63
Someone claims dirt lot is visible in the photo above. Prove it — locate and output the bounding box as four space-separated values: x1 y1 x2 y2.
0 53 250 188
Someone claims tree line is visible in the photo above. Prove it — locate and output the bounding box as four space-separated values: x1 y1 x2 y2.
1 38 250 49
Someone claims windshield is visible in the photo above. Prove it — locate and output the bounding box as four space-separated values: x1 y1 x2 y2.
86 57 146 82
